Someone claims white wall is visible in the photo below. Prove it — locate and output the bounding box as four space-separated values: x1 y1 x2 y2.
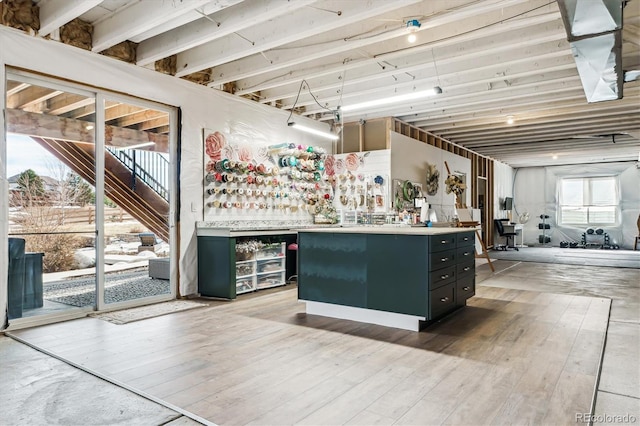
389 132 471 220
0 26 333 313
513 162 640 248
493 161 515 220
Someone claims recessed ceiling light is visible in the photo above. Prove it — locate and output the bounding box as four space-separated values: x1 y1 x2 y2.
506 116 515 125
552 154 558 160
407 33 417 43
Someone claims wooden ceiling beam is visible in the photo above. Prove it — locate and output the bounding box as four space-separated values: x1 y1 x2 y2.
37 0 102 37
136 0 311 66
6 108 169 153
92 0 211 52
216 0 557 88
7 86 62 109
177 0 423 78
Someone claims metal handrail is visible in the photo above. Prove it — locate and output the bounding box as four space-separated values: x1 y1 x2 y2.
106 147 169 201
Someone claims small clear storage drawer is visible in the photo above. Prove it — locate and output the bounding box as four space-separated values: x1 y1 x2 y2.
257 259 284 273
256 271 285 289
236 278 254 294
235 261 255 277
256 243 285 259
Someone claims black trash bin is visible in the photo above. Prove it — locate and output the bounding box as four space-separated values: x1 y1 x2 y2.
23 252 44 309
8 238 26 320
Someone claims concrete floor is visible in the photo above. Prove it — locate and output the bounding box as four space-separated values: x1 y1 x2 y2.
0 336 204 425
2 258 638 426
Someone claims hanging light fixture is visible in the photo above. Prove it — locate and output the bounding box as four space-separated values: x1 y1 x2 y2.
288 122 339 140
341 86 442 112
287 79 340 141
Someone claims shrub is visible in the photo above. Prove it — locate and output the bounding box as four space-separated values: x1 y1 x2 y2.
25 233 80 273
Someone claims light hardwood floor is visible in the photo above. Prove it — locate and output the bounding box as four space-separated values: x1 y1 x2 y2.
9 262 619 426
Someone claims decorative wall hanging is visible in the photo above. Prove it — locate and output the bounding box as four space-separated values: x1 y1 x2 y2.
425 162 440 196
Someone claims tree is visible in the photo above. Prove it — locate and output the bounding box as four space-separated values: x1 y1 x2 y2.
17 169 45 202
63 173 94 206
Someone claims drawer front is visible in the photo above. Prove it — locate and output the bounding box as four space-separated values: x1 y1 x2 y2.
430 266 456 289
430 234 457 252
457 261 474 278
430 249 456 271
430 283 456 319
456 231 475 247
456 275 475 305
457 246 475 262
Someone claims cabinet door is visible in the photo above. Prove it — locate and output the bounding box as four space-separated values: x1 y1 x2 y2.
198 236 236 299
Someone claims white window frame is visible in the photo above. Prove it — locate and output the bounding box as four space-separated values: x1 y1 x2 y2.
558 176 620 226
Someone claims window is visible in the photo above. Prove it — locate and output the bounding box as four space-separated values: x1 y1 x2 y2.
559 176 618 225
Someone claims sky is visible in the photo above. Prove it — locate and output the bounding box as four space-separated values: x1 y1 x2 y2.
6 133 71 178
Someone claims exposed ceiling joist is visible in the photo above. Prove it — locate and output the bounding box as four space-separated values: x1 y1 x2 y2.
37 0 103 37
136 0 314 66
92 0 211 52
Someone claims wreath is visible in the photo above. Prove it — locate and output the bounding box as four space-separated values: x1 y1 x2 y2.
425 163 439 195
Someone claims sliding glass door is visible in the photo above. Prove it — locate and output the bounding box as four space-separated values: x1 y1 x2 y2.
4 70 176 326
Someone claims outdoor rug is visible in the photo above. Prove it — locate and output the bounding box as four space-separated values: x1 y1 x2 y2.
89 300 208 324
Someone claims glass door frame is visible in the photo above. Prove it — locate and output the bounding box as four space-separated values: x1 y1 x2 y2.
96 92 177 311
3 69 177 329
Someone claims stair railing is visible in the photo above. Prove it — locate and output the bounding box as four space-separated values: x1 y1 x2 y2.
106 147 169 201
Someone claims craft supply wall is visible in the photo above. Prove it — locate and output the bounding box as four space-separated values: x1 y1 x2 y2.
202 128 336 227
326 150 391 215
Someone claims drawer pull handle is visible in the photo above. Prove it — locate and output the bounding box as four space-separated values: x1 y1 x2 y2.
463 286 471 291
463 237 469 241
440 297 449 302
463 252 470 256
463 266 471 271
441 257 448 262
441 240 447 244
440 274 449 279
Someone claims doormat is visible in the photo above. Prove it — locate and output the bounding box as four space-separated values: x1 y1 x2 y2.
89 300 208 324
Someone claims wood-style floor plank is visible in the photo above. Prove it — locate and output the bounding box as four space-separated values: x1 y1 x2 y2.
11 281 612 425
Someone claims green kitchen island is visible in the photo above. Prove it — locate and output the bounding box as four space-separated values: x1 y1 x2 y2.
297 226 476 331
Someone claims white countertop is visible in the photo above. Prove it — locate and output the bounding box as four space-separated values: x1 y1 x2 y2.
299 226 473 235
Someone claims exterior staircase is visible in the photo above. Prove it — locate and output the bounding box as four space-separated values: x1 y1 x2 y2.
30 137 170 242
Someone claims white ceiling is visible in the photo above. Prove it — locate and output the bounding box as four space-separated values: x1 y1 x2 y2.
24 0 640 167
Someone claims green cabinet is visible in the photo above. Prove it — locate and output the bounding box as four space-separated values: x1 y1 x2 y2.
298 229 475 323
197 231 297 299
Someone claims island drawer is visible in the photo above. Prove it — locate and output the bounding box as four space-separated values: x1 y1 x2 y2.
430 234 457 252
457 261 474 278
430 283 456 319
430 266 456 289
430 249 456 271
456 275 475 305
456 232 475 247
457 246 475 262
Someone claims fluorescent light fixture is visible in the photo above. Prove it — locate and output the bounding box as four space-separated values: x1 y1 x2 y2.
341 87 442 112
114 141 156 150
288 122 339 141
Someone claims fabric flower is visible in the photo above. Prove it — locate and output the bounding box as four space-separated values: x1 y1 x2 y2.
205 131 226 161
324 155 335 176
345 153 359 171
